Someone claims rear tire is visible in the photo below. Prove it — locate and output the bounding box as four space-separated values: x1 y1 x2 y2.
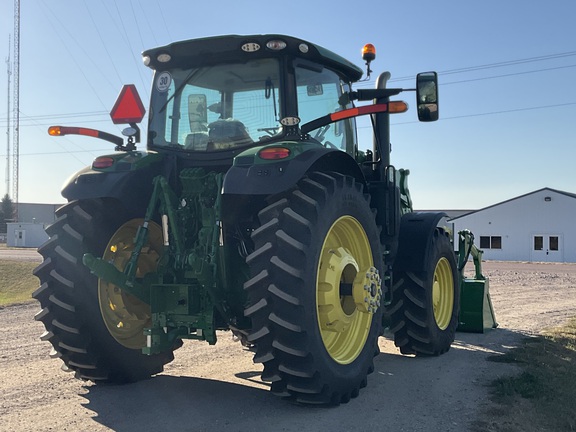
244 172 383 405
33 199 176 382
390 227 459 356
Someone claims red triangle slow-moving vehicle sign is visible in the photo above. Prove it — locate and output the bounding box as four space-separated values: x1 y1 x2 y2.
110 84 146 124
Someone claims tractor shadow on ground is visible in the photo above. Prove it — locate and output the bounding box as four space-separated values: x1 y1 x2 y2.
80 373 282 431
81 327 525 432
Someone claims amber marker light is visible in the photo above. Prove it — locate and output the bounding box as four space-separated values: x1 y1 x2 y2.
258 147 291 160
47 126 98 138
388 101 409 114
362 43 376 62
48 126 63 136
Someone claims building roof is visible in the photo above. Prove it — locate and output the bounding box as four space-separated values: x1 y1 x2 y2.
449 187 576 221
416 210 475 220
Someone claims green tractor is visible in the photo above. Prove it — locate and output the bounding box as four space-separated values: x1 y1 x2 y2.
33 34 461 405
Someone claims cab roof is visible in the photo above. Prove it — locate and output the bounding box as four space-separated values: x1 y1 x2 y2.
142 34 364 83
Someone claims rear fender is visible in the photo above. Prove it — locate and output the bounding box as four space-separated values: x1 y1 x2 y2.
61 151 162 211
222 146 365 196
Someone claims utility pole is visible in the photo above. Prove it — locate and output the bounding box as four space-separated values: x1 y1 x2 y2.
5 36 11 197
12 0 20 220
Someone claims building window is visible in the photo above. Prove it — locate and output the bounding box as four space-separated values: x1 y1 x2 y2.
534 236 543 251
491 236 502 249
480 236 502 249
549 236 559 251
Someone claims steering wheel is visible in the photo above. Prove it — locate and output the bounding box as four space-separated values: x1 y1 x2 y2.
313 124 331 142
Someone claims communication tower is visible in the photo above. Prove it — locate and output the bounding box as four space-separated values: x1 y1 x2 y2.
12 0 20 218
5 37 10 197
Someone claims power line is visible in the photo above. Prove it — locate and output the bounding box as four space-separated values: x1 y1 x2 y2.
37 0 116 109
356 50 576 87
112 1 149 91
17 111 100 165
2 101 574 156
155 1 172 41
372 101 576 127
441 64 576 86
83 0 124 85
437 51 576 76
4 52 574 127
438 101 576 121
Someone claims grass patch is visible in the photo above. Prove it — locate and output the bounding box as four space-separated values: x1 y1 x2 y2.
0 260 39 306
486 319 576 431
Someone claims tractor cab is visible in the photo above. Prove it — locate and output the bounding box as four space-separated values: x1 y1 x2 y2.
143 35 363 157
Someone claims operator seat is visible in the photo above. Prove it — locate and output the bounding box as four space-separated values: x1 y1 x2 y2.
184 132 209 150
184 116 209 151
207 119 253 150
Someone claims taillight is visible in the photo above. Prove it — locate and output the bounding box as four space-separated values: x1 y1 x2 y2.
93 157 115 169
258 147 291 160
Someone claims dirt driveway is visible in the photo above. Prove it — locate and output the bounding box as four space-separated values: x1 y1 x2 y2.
1 261 575 432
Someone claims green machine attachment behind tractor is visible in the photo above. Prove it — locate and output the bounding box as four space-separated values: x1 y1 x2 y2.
33 34 495 405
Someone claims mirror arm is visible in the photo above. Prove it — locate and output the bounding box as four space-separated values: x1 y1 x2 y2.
347 88 404 102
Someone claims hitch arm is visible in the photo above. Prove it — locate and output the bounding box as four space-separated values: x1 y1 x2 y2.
458 229 485 280
82 253 146 302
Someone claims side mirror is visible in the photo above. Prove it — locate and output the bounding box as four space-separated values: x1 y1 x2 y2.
416 72 439 122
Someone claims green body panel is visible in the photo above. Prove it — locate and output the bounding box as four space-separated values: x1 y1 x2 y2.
457 230 498 333
144 282 216 354
458 278 498 333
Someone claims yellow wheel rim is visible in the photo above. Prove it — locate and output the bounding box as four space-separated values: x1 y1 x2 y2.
316 216 381 365
98 219 163 349
432 257 454 330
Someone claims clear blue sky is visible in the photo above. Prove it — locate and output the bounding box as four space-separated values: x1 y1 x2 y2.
1 0 575 209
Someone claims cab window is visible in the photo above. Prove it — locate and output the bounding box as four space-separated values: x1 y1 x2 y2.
295 62 356 153
149 59 281 151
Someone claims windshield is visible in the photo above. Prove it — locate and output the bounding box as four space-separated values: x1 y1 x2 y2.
149 58 281 151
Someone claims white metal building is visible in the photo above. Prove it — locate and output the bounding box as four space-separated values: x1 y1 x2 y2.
7 222 49 247
450 188 576 263
3 203 60 248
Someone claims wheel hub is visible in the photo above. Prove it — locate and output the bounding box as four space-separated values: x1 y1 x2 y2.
352 266 382 314
318 247 358 333
318 246 381 332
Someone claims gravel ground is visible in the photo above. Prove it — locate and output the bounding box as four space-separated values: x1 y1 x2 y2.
1 261 575 432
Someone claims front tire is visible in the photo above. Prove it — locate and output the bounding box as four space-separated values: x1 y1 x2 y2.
390 227 460 355
244 172 383 405
33 199 176 382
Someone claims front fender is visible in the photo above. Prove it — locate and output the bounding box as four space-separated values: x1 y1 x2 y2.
393 212 448 273
222 143 364 196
